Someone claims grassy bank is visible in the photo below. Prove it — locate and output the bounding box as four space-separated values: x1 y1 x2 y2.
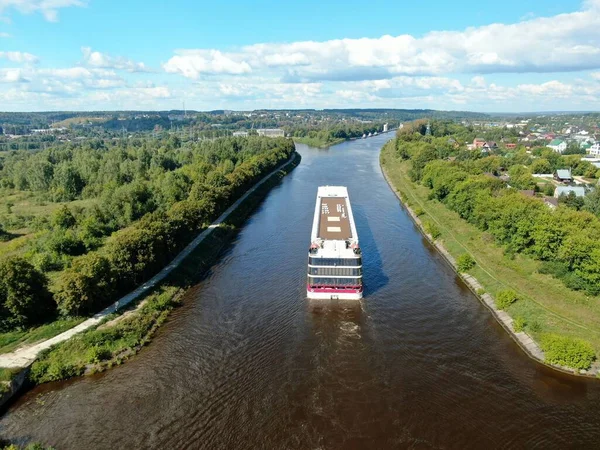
26 152 301 384
292 136 345 148
381 142 600 363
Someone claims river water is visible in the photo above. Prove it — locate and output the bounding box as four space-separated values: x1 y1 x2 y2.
2 134 600 449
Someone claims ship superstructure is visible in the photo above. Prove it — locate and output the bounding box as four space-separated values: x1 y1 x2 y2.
307 186 363 300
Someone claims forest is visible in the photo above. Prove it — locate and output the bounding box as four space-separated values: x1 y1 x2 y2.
0 135 294 332
394 120 600 296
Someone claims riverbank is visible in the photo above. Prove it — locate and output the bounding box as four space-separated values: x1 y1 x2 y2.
0 152 301 404
380 141 599 377
292 136 345 148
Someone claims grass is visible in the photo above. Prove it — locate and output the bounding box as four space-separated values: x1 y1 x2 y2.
381 143 600 355
292 136 345 148
0 318 85 354
29 286 181 384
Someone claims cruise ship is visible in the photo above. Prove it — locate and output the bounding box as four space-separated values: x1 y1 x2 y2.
307 186 363 300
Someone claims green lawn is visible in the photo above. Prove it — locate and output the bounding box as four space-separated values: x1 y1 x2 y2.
381 143 600 353
0 318 85 354
292 136 345 148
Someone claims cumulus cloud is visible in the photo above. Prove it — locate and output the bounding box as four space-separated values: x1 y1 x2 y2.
164 1 600 83
0 68 26 82
164 49 252 77
0 31 9 37
81 47 149 72
0 50 38 64
0 0 86 22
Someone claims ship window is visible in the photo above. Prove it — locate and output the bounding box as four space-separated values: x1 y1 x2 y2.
308 267 362 276
308 277 362 286
308 257 362 267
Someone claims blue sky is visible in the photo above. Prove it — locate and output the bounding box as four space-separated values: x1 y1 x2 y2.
0 0 599 112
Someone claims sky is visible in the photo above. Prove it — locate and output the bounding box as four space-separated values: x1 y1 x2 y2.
0 0 599 112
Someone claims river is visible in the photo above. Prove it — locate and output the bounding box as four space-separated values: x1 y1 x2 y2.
2 134 600 449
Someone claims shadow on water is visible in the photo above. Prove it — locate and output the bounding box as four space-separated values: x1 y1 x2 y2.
352 204 388 296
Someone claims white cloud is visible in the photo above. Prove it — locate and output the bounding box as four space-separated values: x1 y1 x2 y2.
81 47 149 72
0 0 86 22
0 31 9 37
164 49 252 77
0 50 38 64
164 1 600 82
0 68 26 82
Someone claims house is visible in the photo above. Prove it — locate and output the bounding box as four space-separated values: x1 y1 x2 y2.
548 139 567 153
554 186 586 198
589 143 600 157
519 190 536 198
232 131 249 137
483 141 498 151
505 143 517 149
473 138 486 148
554 169 573 183
544 197 559 209
257 128 285 138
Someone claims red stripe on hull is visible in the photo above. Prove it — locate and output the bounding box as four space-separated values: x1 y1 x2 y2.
307 284 363 294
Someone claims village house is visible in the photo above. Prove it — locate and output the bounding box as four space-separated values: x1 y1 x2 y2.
554 186 586 198
548 139 567 153
473 138 486 148
589 143 600 157
505 143 517 149
554 169 573 183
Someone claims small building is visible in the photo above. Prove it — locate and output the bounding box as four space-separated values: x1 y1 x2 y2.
589 143 600 157
473 138 486 148
483 141 498 151
544 197 559 209
554 186 586 198
257 128 285 138
548 139 567 153
232 131 249 137
519 190 536 198
505 143 517 149
383 123 389 133
554 169 573 183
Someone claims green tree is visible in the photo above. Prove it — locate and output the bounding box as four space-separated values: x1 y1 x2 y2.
0 256 55 327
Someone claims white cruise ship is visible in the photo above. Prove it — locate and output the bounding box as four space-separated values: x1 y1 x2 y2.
307 186 363 300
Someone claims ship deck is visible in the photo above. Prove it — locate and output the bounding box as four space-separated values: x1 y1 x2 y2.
318 197 353 240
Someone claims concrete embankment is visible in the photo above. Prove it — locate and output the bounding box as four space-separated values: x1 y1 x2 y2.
379 152 599 379
0 151 301 408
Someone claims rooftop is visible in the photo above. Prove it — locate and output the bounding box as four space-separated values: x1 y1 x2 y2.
318 196 352 240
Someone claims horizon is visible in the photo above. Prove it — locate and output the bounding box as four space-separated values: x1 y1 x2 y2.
0 0 600 111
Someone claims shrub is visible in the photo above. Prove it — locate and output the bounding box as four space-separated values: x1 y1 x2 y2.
513 316 526 333
423 221 441 239
529 320 542 333
457 254 476 272
413 207 425 217
540 334 595 370
0 256 55 328
495 289 519 310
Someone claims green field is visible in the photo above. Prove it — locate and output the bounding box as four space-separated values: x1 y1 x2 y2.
381 142 600 354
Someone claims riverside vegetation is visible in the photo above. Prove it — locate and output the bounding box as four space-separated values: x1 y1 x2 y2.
381 120 600 371
26 150 300 384
0 135 295 361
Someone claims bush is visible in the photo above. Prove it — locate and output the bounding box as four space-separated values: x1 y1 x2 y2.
423 220 441 239
457 254 476 272
540 334 595 370
495 289 519 310
513 316 526 332
0 256 55 328
413 207 425 217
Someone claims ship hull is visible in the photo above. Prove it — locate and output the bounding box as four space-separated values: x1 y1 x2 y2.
306 287 363 300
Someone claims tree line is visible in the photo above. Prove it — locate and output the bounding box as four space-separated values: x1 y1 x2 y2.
0 135 294 330
395 121 600 296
